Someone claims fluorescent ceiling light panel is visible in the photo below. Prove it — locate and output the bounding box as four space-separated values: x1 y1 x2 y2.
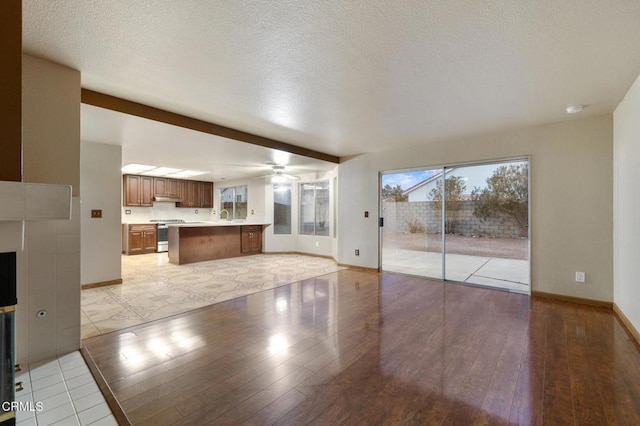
121 163 156 173
122 164 209 178
166 170 207 178
140 167 182 176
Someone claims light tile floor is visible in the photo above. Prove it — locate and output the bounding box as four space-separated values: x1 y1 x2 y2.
15 351 116 426
82 253 345 338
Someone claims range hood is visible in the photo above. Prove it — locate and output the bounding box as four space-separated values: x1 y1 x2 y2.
153 195 183 203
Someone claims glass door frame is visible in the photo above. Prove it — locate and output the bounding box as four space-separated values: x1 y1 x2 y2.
379 155 531 293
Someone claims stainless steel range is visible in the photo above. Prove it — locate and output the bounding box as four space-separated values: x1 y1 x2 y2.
150 219 184 252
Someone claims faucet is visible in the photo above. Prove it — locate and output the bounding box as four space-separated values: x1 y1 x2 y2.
220 209 230 221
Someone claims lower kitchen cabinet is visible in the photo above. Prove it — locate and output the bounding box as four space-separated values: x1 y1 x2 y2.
241 225 262 253
169 224 267 265
122 224 157 254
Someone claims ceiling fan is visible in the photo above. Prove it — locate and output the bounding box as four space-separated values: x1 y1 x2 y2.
252 165 300 182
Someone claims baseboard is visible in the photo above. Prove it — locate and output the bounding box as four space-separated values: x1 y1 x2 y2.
80 346 131 426
81 278 123 290
613 303 640 348
263 251 336 261
337 263 379 273
531 291 612 309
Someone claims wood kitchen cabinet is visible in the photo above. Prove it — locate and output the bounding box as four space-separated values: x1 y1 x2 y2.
169 223 267 265
123 174 213 208
241 225 262 253
123 224 157 254
201 181 213 208
123 175 154 207
177 180 213 208
177 180 200 207
154 177 179 198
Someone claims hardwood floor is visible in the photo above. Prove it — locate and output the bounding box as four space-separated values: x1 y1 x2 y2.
82 270 640 425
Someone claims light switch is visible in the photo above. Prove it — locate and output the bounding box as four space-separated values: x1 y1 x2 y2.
91 209 102 218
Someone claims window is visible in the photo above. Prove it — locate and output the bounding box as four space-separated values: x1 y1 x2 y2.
300 181 330 236
219 185 247 219
273 184 292 234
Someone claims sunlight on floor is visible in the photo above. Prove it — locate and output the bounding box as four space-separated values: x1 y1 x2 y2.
81 253 344 338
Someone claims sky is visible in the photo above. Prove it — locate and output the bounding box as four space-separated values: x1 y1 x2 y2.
381 169 439 190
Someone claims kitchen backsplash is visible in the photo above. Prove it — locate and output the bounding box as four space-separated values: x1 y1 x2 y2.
122 202 216 223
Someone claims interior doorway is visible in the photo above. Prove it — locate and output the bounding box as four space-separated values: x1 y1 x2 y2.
380 158 530 293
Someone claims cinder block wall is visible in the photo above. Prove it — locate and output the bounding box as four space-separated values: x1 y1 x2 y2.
383 201 525 237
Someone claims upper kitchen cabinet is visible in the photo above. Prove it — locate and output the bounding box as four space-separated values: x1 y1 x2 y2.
177 180 213 208
123 174 213 208
154 177 179 198
177 180 197 208
201 181 213 208
123 174 153 207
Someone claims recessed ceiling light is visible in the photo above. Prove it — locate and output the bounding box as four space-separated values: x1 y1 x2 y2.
566 105 583 114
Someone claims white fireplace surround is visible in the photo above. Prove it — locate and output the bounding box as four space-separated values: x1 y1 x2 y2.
0 181 72 252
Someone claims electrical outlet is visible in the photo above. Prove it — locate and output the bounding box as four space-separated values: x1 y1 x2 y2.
195 209 198 214
125 210 131 215
364 211 369 218
575 271 585 283
355 249 360 256
315 241 319 247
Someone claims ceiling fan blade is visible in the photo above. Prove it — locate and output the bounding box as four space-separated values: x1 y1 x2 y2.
282 173 301 180
251 174 272 180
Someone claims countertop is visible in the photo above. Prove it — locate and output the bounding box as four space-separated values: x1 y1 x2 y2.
167 221 270 228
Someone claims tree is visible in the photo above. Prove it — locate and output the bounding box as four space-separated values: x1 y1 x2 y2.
428 176 466 234
472 164 528 236
382 184 408 202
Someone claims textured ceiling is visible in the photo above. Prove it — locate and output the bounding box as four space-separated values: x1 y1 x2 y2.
23 0 640 159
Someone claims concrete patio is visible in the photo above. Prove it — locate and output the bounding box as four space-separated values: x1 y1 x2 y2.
382 248 529 293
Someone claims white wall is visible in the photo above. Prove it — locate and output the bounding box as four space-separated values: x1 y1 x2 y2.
17 55 81 363
339 115 614 302
81 141 122 285
613 73 640 333
122 201 217 223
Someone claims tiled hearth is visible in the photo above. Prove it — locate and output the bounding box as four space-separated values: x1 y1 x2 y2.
81 253 344 338
15 351 116 425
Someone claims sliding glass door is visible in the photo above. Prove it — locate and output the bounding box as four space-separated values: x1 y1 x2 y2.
380 158 530 293
380 168 443 279
442 161 529 291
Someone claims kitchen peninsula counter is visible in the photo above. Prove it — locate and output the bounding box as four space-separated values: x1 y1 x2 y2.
168 222 269 265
